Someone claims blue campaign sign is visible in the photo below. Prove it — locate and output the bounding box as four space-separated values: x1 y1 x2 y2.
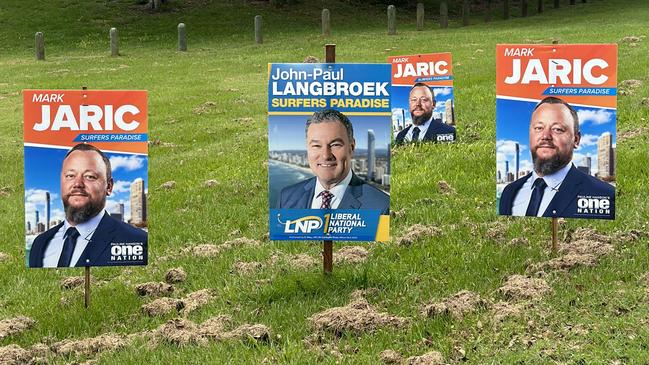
268 63 392 242
270 209 383 241
268 63 391 114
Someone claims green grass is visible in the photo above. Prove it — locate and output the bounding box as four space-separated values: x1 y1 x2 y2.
1 0 649 363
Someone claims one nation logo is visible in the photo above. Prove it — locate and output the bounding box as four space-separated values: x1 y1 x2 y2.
110 242 145 262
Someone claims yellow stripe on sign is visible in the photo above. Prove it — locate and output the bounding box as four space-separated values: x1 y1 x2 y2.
375 215 390 242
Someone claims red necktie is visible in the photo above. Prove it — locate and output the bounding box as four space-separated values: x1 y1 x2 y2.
320 190 333 209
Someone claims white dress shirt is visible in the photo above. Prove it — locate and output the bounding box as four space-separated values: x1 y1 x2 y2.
404 118 432 142
42 210 106 267
511 163 572 217
311 170 353 209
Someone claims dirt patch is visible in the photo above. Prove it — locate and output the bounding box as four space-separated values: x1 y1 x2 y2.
498 275 552 301
528 254 599 272
390 208 406 219
619 79 643 95
221 324 271 342
51 333 127 356
165 267 187 284
421 290 489 319
160 181 176 190
152 318 207 346
349 288 380 301
203 179 220 188
135 282 174 297
621 35 643 42
142 297 184 317
437 180 455 194
618 127 647 142
0 344 32 365
309 297 408 335
303 55 319 63
192 101 217 115
270 253 317 270
486 221 507 240
233 261 264 275
491 301 524 323
333 246 369 264
615 229 648 243
233 117 254 123
380 349 402 364
182 289 213 315
0 252 10 263
508 237 529 246
405 351 444 365
198 315 233 338
182 244 223 257
148 139 177 148
0 316 36 340
396 224 442 246
559 239 614 258
0 186 12 197
564 227 612 244
60 275 98 289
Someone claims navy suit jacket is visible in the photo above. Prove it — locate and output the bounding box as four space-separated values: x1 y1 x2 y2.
29 212 148 268
278 173 390 215
498 165 615 220
395 118 456 144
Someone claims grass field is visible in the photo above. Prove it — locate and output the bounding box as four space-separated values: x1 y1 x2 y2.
1 0 649 363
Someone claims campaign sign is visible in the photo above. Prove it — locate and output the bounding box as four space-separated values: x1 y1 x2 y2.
24 90 149 267
388 53 457 143
496 44 617 220
268 63 391 241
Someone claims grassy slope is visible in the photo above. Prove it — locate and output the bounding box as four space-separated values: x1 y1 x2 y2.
1 0 648 363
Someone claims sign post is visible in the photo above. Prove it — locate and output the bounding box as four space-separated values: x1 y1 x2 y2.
323 44 336 275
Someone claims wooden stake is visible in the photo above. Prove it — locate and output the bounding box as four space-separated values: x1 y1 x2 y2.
84 266 91 308
323 44 336 275
551 217 558 255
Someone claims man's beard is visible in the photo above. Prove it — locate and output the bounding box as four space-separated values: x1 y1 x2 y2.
63 195 105 224
411 109 432 126
532 149 572 176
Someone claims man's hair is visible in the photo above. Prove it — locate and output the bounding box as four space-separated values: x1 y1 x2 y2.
64 143 112 182
305 109 354 142
533 96 580 136
410 82 436 104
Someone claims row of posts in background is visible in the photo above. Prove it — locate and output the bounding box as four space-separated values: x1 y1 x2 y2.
33 0 592 60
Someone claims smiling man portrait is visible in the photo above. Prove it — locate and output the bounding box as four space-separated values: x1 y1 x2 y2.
277 109 389 214
29 143 147 268
498 97 615 219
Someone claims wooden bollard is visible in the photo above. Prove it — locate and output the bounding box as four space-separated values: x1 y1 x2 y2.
462 0 470 26
485 0 492 23
35 32 45 60
416 2 424 31
254 15 263 44
153 0 161 11
440 1 449 29
387 5 396 35
503 0 510 20
178 23 187 52
555 0 560 8
110 28 119 57
322 9 331 36
538 0 544 13
522 0 528 17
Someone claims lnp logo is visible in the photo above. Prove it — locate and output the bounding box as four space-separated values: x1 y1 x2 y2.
110 242 144 262
278 214 323 234
576 196 611 215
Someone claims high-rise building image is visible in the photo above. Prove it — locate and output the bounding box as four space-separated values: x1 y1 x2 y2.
515 142 520 179
367 129 375 181
598 132 613 178
45 191 50 229
130 178 147 226
444 99 454 125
